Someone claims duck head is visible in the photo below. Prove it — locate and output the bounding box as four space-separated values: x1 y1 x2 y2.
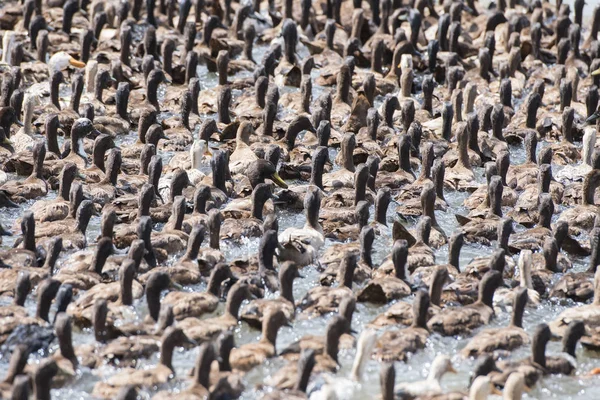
478 270 502 308
208 209 223 250
532 323 552 368
428 354 457 382
90 237 113 275
160 327 197 370
511 287 528 329
247 159 288 189
146 272 181 322
48 51 85 76
324 315 349 363
32 359 58 400
35 278 61 322
263 308 290 347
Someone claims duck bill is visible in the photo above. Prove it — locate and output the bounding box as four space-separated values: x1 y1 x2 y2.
2 137 12 145
271 172 288 189
491 386 502 396
586 112 600 124
592 67 600 76
69 58 86 68
447 365 457 373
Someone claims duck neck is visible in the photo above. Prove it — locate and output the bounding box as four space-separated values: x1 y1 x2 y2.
563 331 580 358
280 274 294 304
532 330 548 368
263 317 280 346
251 192 266 221
398 136 412 174
511 291 527 329
70 132 85 162
310 153 325 190
209 214 221 250
341 136 355 172
57 319 77 367
375 192 389 226
120 268 134 306
94 77 105 103
432 161 446 202
525 133 537 164
428 363 447 382
116 83 130 121
478 277 497 308
457 125 471 169
412 293 429 329
393 247 407 280
22 96 35 136
31 144 45 180
258 239 276 274
325 327 340 363
448 235 462 272
583 171 598 206
544 241 559 273
225 288 245 320
421 187 437 226
193 346 213 388
159 337 176 370
103 155 119 186
3 345 28 384
184 229 203 261
526 96 539 129
50 74 61 110
147 75 160 111
442 103 453 140
91 247 110 275
429 268 447 307
360 228 374 269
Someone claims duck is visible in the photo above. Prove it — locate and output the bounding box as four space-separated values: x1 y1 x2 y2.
139 225 205 285
151 342 222 400
373 290 431 362
83 148 123 205
278 296 357 361
459 176 507 244
34 199 94 250
240 261 301 329
273 328 378 397
229 308 290 372
65 252 142 320
51 312 101 375
27 162 77 222
550 267 600 338
162 263 236 321
278 186 325 266
82 134 115 183
262 349 316 400
91 327 196 399
461 287 530 358
557 169 600 235
0 140 48 201
297 251 357 317
179 283 254 343
392 355 457 398
357 239 412 303
427 270 503 336
150 196 189 257
0 277 62 345
220 183 275 241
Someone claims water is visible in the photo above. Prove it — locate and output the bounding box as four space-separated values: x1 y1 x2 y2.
2 3 600 400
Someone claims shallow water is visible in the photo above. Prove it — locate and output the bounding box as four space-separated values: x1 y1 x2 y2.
2 3 600 400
